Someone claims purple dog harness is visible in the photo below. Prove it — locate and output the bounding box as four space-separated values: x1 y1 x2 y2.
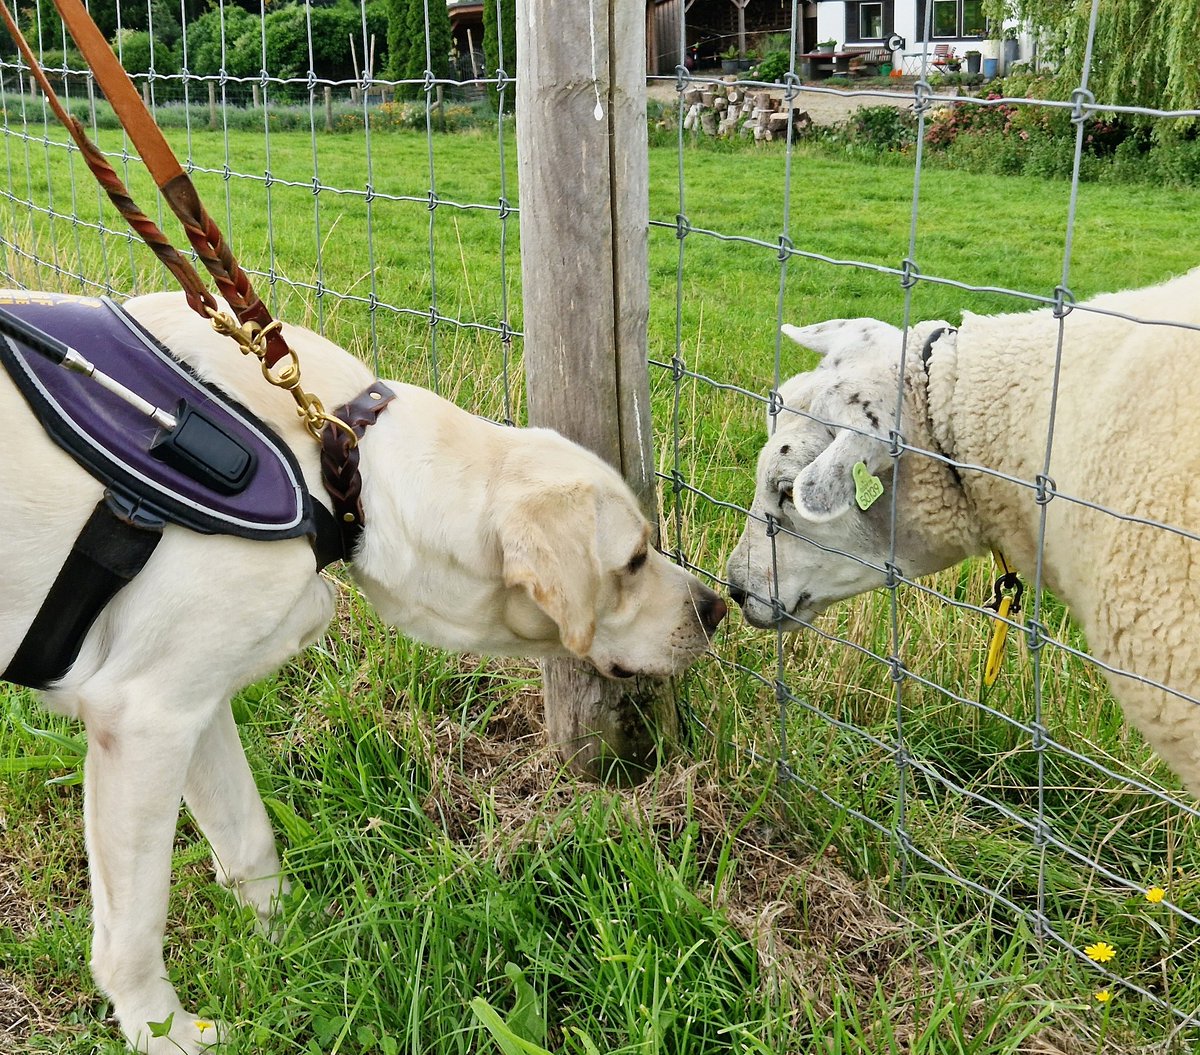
0 291 389 688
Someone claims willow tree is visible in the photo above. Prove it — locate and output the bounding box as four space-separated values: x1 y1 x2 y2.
985 0 1198 129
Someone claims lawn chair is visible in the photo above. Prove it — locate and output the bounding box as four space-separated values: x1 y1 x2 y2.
901 43 957 75
931 44 956 71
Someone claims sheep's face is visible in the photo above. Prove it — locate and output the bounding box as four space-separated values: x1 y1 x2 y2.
726 318 970 631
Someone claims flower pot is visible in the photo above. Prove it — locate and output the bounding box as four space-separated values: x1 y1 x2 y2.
965 52 981 74
1002 37 1019 71
721 59 739 75
982 56 998 78
816 44 835 54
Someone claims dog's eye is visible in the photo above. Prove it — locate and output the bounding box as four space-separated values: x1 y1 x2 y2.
626 550 648 574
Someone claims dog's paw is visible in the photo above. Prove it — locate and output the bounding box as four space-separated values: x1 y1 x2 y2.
129 1011 227 1054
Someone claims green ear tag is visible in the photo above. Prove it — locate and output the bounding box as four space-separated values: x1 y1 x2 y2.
852 461 884 511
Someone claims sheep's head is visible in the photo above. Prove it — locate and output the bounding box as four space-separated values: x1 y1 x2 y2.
726 318 976 631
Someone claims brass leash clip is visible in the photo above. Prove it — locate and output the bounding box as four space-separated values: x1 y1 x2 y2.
206 309 357 444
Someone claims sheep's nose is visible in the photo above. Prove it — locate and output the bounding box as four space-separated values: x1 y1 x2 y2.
728 584 747 609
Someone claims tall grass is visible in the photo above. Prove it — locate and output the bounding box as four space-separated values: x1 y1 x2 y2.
2 122 1199 1053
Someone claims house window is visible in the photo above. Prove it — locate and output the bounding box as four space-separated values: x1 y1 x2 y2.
932 0 958 36
845 1 893 44
920 0 987 38
859 2 883 39
963 0 986 35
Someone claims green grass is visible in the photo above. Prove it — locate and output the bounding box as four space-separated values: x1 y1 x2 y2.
3 120 1200 1054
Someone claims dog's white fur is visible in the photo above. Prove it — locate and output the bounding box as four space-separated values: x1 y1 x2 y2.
727 269 1200 797
1 291 724 1052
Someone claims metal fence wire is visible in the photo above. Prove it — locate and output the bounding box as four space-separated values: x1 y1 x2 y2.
1 0 1198 1037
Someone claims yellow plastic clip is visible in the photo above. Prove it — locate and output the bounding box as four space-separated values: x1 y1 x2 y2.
983 550 1023 688
984 593 1014 687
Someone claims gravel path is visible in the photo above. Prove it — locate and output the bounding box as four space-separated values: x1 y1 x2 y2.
647 78 915 126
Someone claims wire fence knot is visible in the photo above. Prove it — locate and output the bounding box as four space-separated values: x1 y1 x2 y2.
1052 284 1075 319
1069 87 1095 125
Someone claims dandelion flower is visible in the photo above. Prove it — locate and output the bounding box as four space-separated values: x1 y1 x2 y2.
1085 941 1116 963
1146 886 1165 904
1095 990 1112 1003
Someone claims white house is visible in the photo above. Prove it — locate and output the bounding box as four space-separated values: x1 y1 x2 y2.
813 0 1024 72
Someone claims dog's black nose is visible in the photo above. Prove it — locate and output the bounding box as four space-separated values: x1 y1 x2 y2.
728 584 747 609
699 592 727 635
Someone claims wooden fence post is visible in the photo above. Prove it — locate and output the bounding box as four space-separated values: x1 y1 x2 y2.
516 0 673 782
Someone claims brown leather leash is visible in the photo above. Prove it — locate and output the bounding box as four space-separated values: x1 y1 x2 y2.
1 0 397 558
44 0 290 367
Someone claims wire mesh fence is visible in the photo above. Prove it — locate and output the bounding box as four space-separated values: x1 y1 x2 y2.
2 0 1199 1042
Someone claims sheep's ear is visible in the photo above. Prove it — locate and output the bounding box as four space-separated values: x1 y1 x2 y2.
793 428 891 522
782 319 902 358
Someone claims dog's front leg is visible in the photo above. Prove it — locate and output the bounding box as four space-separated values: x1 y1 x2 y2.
184 703 288 932
84 692 224 1054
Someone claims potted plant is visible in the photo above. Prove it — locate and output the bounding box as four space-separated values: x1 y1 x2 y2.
816 38 837 54
964 48 981 74
720 45 740 75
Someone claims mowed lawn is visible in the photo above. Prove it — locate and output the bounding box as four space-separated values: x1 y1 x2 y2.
3 119 1200 1054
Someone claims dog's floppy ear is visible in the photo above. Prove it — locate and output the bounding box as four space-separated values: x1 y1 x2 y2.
499 487 600 657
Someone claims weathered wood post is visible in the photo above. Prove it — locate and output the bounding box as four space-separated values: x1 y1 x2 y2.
516 0 674 782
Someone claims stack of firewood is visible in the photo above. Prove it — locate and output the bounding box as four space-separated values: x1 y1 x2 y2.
676 81 812 141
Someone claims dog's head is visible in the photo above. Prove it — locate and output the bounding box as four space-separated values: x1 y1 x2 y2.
726 319 974 630
495 440 725 679
352 407 724 679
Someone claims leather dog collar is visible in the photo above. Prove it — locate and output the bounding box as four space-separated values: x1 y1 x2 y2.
318 380 397 562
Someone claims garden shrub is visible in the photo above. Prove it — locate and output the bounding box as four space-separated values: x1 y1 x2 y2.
754 49 791 85
846 105 916 152
1150 136 1200 187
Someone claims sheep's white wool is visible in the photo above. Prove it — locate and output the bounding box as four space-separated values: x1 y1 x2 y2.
728 267 1200 795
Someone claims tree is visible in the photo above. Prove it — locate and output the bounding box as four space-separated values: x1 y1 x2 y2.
386 0 452 100
482 0 516 112
984 0 1198 131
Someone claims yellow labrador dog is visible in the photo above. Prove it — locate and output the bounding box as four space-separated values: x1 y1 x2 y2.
0 291 725 1053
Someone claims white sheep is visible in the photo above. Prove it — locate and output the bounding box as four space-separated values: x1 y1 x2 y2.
726 267 1200 796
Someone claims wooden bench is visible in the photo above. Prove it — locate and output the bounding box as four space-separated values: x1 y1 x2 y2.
798 47 890 80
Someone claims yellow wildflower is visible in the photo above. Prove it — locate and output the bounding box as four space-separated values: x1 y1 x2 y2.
1084 941 1116 963
1145 886 1166 904
1095 990 1112 1003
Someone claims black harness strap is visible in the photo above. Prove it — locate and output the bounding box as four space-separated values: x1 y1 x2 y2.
3 491 163 689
